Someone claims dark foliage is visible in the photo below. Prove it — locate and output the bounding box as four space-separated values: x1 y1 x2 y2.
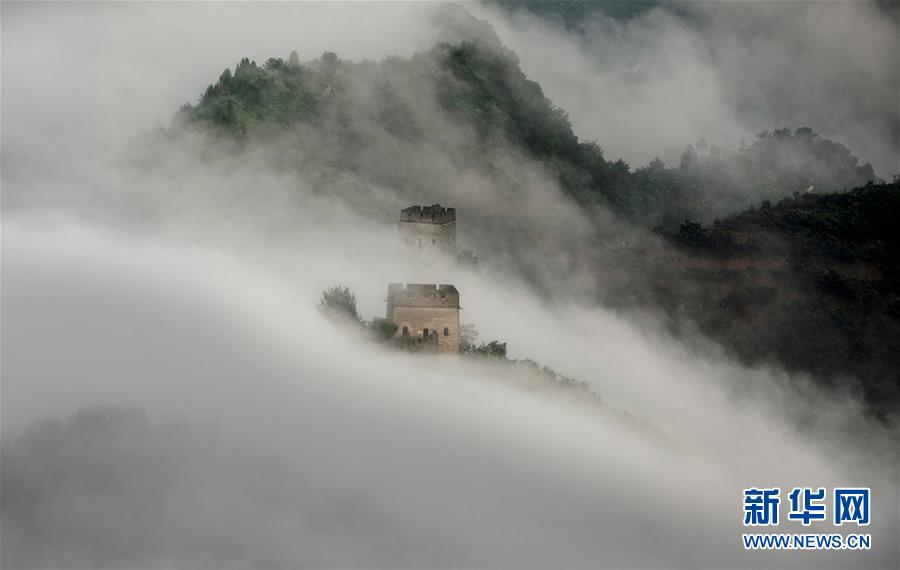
369 318 399 340
170 39 894 415
318 285 360 323
180 43 875 227
658 182 900 417
494 0 689 31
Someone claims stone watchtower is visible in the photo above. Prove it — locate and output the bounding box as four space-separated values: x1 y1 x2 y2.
387 283 460 353
399 204 456 256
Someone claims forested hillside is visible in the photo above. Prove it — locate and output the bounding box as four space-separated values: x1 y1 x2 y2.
155 25 895 415
662 182 900 413
170 33 876 227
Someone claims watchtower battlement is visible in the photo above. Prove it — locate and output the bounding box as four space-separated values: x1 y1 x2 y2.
399 205 457 254
387 283 459 308
400 204 456 225
386 283 460 353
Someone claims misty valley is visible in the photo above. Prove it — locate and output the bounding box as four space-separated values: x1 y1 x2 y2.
2 2 898 569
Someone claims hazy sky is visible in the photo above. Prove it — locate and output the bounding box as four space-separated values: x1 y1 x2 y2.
4 2 896 177
2 2 898 568
472 1 899 177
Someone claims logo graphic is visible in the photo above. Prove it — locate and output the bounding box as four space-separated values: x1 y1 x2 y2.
788 487 827 526
743 488 780 526
834 488 870 526
742 486 872 551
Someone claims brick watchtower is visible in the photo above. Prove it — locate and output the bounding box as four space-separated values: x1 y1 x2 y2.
399 204 456 256
386 283 460 353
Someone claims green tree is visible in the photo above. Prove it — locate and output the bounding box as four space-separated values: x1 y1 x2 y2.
320 51 339 70
479 340 507 359
369 318 399 340
318 285 360 323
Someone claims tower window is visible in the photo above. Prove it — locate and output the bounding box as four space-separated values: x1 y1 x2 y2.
443 327 449 336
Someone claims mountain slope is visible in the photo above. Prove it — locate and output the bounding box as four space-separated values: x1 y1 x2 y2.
172 36 876 227
154 29 895 415
663 182 900 413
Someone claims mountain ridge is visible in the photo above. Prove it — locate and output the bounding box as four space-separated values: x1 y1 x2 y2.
155 33 896 416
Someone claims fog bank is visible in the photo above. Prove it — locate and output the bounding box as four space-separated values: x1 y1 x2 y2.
474 1 899 178
2 2 898 568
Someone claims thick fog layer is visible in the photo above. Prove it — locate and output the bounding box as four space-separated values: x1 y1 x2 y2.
474 1 899 178
5 215 898 568
2 2 898 568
